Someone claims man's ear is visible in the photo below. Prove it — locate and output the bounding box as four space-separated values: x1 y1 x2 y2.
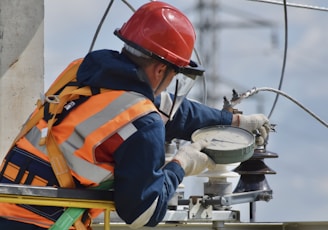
154 62 167 78
147 62 165 84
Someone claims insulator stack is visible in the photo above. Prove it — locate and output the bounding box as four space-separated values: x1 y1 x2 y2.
233 148 278 193
199 164 239 210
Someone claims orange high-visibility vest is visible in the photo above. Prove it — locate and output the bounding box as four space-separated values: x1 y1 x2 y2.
0 90 158 228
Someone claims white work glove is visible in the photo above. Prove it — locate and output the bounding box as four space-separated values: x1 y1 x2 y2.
172 140 216 176
238 114 271 146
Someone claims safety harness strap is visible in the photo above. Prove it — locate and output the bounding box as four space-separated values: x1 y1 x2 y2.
7 59 89 230
50 208 87 230
43 81 113 229
46 132 76 188
41 71 109 230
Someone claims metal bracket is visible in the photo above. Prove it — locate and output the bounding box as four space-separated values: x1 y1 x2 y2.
189 196 213 220
204 190 273 207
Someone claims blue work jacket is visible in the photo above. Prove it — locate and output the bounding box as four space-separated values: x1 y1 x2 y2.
77 49 233 227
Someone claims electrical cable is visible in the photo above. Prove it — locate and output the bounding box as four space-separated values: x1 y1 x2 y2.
244 0 328 128
247 0 328 12
221 2 276 27
267 0 287 119
236 87 328 128
120 0 136 12
88 0 115 53
88 0 138 53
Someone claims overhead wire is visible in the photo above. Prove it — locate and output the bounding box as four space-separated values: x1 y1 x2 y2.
245 0 327 128
88 0 115 53
247 0 328 12
89 0 137 53
267 0 287 119
235 87 328 128
120 0 136 12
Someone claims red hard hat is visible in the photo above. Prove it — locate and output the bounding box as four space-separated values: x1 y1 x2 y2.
115 1 204 76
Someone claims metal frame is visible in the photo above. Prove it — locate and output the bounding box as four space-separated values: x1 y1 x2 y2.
0 183 115 230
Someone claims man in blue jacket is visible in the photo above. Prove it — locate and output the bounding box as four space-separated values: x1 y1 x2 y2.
0 1 270 229
84 1 268 228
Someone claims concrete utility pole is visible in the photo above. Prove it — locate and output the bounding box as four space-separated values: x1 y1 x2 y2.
0 0 44 160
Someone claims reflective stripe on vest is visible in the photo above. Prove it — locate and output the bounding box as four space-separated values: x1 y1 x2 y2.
18 91 158 185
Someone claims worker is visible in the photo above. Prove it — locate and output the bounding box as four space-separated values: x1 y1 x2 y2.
0 1 270 229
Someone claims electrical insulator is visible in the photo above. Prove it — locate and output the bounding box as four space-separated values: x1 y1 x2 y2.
233 148 278 193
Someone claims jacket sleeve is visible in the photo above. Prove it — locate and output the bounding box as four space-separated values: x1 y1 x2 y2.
113 112 184 228
155 95 233 141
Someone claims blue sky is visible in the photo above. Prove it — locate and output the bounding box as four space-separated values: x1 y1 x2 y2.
45 0 328 223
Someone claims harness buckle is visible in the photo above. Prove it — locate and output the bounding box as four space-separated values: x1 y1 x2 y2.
45 95 60 104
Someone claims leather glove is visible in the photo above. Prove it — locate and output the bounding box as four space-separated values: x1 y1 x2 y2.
172 140 216 176
238 114 270 146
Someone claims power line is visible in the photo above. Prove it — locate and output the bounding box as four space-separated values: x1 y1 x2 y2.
247 0 328 12
268 0 287 119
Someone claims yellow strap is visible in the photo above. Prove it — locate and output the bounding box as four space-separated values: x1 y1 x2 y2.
46 132 75 188
73 218 88 230
45 59 83 97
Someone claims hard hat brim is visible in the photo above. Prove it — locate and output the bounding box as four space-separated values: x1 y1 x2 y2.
114 29 205 78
